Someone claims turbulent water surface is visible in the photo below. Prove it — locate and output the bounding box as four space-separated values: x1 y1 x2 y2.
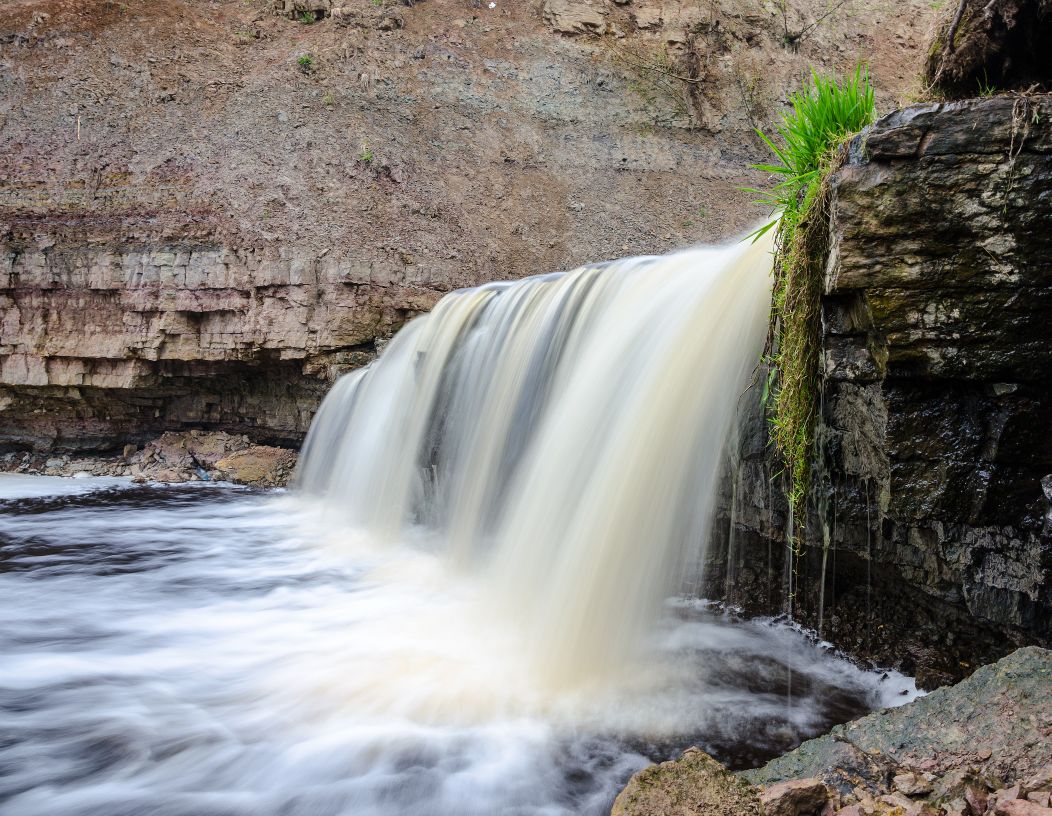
1 478 917 816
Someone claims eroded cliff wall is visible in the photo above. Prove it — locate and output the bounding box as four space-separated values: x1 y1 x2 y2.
0 0 935 451
709 94 1052 686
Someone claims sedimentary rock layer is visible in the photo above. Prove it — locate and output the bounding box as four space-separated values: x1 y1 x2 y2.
0 0 935 451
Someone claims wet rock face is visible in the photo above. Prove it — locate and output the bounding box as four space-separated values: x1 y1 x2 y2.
745 647 1052 801
709 95 1052 686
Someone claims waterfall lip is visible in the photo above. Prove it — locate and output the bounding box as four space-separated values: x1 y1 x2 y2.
438 223 773 303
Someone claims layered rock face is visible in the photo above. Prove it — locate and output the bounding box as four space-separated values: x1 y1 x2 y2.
709 95 1052 686
1 244 420 448
0 0 935 452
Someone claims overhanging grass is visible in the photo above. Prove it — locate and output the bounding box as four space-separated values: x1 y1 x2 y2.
747 67 875 517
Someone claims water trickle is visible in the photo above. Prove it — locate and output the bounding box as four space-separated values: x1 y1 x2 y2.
865 477 873 651
724 443 742 604
783 488 796 619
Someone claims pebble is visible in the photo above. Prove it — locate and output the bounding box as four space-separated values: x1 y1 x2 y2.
895 773 935 798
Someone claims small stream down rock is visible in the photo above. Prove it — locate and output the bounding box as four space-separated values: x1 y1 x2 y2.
1 236 918 816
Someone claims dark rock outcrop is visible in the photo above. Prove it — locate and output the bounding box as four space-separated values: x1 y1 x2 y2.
744 647 1052 796
924 0 1052 99
708 95 1052 686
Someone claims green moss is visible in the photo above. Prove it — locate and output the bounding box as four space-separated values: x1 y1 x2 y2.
746 66 875 521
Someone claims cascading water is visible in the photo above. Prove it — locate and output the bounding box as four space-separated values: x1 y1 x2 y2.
0 232 920 816
297 233 776 687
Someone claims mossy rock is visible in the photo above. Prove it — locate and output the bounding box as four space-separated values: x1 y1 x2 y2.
612 748 764 816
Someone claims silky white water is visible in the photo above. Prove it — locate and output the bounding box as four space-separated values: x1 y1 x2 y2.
298 234 777 687
1 237 920 816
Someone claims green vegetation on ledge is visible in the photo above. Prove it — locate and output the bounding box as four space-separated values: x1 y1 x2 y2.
747 67 875 517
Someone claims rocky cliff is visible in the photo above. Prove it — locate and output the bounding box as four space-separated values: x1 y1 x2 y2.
0 0 935 451
708 93 1052 687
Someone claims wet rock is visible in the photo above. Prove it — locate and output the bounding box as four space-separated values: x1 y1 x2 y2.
710 95 1052 685
745 648 1052 794
761 778 831 816
612 747 763 816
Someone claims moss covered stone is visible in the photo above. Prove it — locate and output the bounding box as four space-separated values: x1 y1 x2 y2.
612 748 763 816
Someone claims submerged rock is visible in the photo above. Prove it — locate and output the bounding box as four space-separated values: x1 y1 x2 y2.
612 748 763 816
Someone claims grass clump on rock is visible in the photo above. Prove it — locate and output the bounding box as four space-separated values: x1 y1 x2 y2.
747 66 874 515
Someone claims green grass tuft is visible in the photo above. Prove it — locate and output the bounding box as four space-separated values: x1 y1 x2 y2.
746 66 875 519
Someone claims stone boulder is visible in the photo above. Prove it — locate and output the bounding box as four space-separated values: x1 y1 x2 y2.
214 446 298 488
612 747 763 816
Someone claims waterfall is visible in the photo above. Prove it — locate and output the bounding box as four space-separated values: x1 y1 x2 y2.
296 231 775 687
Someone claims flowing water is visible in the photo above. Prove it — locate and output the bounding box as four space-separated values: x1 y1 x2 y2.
1 237 919 816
